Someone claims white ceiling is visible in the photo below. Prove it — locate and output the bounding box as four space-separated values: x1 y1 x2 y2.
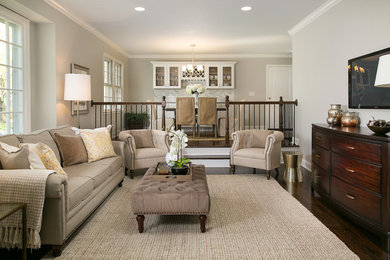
55 0 327 57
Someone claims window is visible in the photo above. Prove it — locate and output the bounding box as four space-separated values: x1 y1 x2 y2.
0 7 29 134
104 55 123 104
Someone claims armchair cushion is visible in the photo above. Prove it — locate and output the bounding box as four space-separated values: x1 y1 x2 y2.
129 129 154 148
252 130 274 148
135 148 166 160
234 148 265 160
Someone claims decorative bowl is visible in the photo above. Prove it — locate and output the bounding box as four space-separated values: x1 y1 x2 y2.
367 124 390 135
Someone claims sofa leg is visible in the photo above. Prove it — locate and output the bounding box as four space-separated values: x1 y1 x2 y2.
230 165 235 174
52 245 63 257
266 170 271 180
253 168 256 174
118 180 123 187
199 215 207 233
130 170 134 179
136 215 145 233
275 168 280 180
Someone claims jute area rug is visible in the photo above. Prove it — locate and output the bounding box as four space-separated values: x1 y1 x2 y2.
44 174 358 259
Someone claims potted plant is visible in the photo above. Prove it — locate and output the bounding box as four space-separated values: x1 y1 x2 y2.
124 112 148 129
166 128 190 175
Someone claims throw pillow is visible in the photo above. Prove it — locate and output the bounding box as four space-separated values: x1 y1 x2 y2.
129 129 154 148
53 133 88 167
23 142 67 176
1 142 45 169
79 126 116 163
251 130 274 148
0 144 30 169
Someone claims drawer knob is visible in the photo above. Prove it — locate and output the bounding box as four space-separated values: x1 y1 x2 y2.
345 194 356 200
315 136 321 140
315 154 320 158
345 146 356 150
345 167 355 173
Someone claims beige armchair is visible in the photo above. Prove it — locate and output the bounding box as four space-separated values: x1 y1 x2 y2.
230 129 284 179
119 129 169 178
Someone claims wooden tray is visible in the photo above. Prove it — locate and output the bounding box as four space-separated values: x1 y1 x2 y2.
150 162 192 182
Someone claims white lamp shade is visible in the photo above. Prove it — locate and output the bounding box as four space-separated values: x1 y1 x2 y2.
375 54 390 87
64 73 91 101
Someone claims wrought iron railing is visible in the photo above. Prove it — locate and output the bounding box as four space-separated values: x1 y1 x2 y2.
91 96 298 147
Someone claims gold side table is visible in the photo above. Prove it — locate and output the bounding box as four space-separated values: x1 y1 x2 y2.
0 203 27 260
282 151 303 183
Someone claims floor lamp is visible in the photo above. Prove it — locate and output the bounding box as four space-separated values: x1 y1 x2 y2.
64 73 91 128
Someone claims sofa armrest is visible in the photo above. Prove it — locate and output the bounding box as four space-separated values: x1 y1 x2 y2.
112 140 125 168
152 130 169 152
231 130 250 153
264 131 284 153
45 172 68 199
264 131 284 170
118 131 136 170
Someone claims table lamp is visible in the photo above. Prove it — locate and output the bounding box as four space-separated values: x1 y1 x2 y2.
64 73 91 128
375 54 390 87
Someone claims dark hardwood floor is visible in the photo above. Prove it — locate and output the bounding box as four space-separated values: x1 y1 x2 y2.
272 166 390 260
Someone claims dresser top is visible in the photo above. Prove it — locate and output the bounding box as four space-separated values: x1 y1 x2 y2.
313 123 390 142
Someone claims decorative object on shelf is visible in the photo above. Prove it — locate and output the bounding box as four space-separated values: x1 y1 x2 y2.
182 44 204 78
64 66 91 128
326 104 343 126
367 117 390 135
166 128 190 175
186 84 205 108
341 112 359 127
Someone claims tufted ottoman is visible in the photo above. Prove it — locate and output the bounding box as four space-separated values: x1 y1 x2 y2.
131 164 210 233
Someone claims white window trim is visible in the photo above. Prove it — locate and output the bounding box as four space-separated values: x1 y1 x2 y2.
0 6 31 133
103 53 123 104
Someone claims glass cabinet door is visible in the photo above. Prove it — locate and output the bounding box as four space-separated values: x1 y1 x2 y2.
208 66 218 87
155 66 165 87
222 66 232 87
169 66 179 87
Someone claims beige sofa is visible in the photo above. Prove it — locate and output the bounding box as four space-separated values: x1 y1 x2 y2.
0 125 125 256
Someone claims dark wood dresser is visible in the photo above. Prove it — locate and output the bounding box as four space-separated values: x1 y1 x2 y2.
312 123 390 250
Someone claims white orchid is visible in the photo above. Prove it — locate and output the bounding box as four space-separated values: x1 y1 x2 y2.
166 128 190 168
186 84 205 95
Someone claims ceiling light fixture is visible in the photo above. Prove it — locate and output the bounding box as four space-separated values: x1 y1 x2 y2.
135 7 146 12
182 44 204 78
241 6 252 11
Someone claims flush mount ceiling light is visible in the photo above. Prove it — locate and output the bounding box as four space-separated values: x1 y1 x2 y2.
134 7 146 12
241 6 252 11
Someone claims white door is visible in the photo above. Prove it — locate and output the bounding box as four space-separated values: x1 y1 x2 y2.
265 65 292 130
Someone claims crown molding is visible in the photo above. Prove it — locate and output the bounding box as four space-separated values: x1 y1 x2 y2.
288 0 343 36
43 0 129 57
128 53 292 59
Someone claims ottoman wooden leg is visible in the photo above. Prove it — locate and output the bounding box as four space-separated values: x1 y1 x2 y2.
199 215 207 233
136 215 145 233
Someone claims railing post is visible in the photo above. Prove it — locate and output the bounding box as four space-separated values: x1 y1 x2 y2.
279 96 284 132
225 95 230 143
162 96 166 130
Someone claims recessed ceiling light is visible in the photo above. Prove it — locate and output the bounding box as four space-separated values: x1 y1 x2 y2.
135 7 146 12
241 6 252 11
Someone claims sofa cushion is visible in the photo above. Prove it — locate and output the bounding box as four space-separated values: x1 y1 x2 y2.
129 129 154 148
234 148 265 160
64 156 122 189
54 133 88 167
135 148 166 159
0 134 20 147
0 144 30 169
251 130 273 148
49 125 75 137
17 130 61 163
67 176 94 210
79 127 116 163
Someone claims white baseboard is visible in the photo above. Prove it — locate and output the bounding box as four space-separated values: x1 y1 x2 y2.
301 159 311 171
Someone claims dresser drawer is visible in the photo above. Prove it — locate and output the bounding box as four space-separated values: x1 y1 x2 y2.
312 145 330 171
332 177 381 224
312 163 330 194
312 129 330 149
333 153 381 194
332 135 381 164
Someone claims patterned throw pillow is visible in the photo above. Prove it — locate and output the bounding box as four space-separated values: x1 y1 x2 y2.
79 126 116 163
24 142 67 176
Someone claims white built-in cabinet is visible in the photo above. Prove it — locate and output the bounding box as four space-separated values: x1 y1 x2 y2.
152 61 236 89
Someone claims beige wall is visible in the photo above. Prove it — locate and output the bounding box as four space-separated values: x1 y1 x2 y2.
292 0 390 167
127 57 292 102
5 0 129 130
